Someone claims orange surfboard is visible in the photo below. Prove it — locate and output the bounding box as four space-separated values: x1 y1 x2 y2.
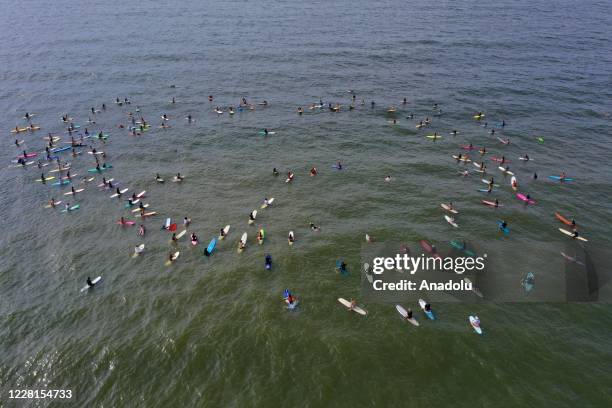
555 212 574 226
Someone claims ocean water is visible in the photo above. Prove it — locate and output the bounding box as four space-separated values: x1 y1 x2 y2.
1 0 612 406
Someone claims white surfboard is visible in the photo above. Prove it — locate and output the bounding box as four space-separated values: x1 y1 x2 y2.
396 304 419 326
365 234 372 243
110 188 129 198
80 276 101 292
444 215 459 228
338 298 367 316
248 210 257 224
440 203 458 214
219 225 230 240
165 218 171 229
288 231 295 246
131 204 149 212
238 232 247 252
498 166 514 176
559 228 588 242
135 190 146 198
132 244 145 258
469 316 483 334
175 230 187 240
64 188 84 196
260 197 275 209
165 252 180 265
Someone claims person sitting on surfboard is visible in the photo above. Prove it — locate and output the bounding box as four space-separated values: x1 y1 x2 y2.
288 232 295 243
494 199 499 208
120 217 126 225
336 161 342 170
349 299 357 310
500 221 508 231
559 171 567 182
64 203 70 211
273 168 279 176
310 167 317 176
425 303 432 312
87 277 93 287
486 183 493 193
249 212 256 222
287 172 294 182
533 173 538 180
405 308 413 320
191 233 198 244
385 176 391 182
138 225 145 236
310 223 320 232
156 173 164 182
171 233 177 243
175 173 183 181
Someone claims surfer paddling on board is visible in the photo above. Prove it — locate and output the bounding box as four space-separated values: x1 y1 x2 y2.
404 308 414 320
86 277 94 287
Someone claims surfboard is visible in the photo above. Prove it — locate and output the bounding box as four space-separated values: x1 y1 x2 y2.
61 204 80 213
396 304 419 326
80 276 101 292
498 166 514 176
555 212 574 226
419 299 436 320
206 238 217 255
248 210 257 224
165 252 180 265
510 176 517 190
44 200 62 208
288 231 295 246
131 204 150 212
175 230 187 240
97 178 113 187
481 179 499 187
219 225 230 240
497 137 510 145
238 232 247 253
481 200 502 207
260 198 275 209
132 244 145 258
135 211 157 218
165 218 171 229
338 298 367 316
559 228 588 242
63 188 84 196
135 190 146 198
441 203 458 214
426 135 442 139
469 316 483 334
36 176 56 182
516 193 535 204
110 188 129 198
497 220 510 235
548 175 575 182
444 215 458 228
257 229 265 245
449 240 476 257
519 156 533 161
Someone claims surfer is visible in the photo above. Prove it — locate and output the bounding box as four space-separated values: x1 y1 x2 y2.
183 217 191 227
219 227 226 238
480 147 487 155
171 233 177 243
119 217 126 225
500 221 508 231
40 173 46 184
249 211 256 223
404 308 413 320
533 172 538 180
156 173 164 182
336 161 342 170
494 199 499 208
349 299 357 310
138 225 145 236
310 167 318 176
87 277 94 287
297 107 303 115
384 175 392 182
49 198 56 208
191 233 198 243
288 231 295 243
265 254 272 268
175 173 184 181
115 187 121 197
310 223 320 232
523 154 530 161
273 168 279 176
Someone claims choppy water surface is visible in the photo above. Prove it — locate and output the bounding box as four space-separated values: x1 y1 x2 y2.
1 0 611 406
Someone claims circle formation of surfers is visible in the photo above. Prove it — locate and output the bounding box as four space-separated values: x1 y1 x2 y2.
10 91 586 332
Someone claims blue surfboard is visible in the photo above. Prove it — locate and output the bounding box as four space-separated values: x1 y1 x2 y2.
205 238 217 255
